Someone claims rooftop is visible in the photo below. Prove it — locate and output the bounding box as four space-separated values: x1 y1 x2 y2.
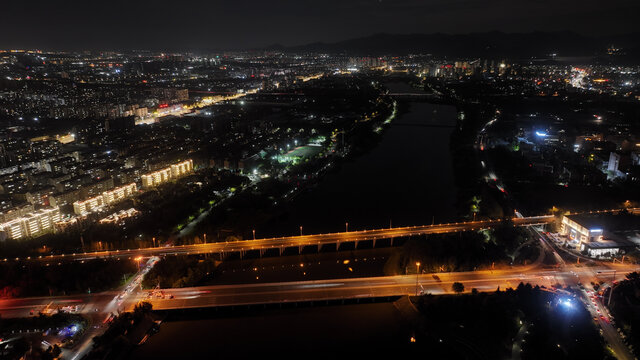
566 211 640 233
584 240 625 249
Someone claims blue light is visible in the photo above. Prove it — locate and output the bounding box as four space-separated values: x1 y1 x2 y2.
535 131 547 137
590 229 602 233
560 298 574 310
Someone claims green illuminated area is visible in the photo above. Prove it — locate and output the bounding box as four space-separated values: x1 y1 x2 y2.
273 144 324 165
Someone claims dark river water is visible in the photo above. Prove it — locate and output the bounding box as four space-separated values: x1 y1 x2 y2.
265 82 458 236
131 302 410 359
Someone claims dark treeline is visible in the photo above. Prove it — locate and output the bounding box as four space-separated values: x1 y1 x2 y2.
142 256 220 289
412 284 612 359
441 81 512 220
0 259 136 298
87 302 157 360
384 221 533 275
609 272 640 358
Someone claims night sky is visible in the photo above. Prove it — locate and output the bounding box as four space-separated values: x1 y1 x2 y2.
2 0 639 50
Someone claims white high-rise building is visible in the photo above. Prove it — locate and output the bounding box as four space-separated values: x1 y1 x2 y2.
0 206 61 240
72 183 137 215
102 183 137 204
171 159 194 178
73 195 105 215
142 159 193 188
141 167 172 188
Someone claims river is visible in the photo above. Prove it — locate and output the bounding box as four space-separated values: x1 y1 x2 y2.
263 81 458 236
131 301 411 359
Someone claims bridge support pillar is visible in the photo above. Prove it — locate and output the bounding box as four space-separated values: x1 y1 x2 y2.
336 241 340 251
239 250 244 260
279 246 284 256
390 237 394 247
354 240 358 249
259 249 265 258
372 238 376 248
298 245 303 254
317 243 322 252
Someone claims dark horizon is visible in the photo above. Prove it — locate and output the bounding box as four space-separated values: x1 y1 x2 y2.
2 30 639 54
2 0 639 51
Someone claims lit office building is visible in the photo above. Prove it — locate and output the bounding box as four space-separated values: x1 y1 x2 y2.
560 214 633 258
561 215 603 243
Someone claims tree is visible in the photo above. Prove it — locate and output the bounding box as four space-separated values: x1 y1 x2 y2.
452 282 465 294
134 301 152 315
626 272 640 281
51 344 62 358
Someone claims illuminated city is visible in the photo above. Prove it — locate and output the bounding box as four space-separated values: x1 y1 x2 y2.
1 1 640 359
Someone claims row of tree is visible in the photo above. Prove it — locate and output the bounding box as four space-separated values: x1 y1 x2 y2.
0 259 136 298
87 302 155 359
142 256 220 289
412 284 612 359
608 271 640 358
383 221 532 276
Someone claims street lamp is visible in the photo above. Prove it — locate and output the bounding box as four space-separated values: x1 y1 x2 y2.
299 226 303 236
253 229 256 240
134 256 142 271
415 262 421 296
345 222 349 232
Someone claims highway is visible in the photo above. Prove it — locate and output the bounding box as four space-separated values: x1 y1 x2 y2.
8 215 553 263
2 211 636 359
580 286 635 360
142 264 638 310
2 263 636 318
2 247 637 359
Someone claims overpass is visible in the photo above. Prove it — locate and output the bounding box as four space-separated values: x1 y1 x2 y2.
10 215 554 263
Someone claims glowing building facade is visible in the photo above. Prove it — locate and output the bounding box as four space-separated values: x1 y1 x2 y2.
142 159 193 188
0 207 61 240
73 183 137 215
